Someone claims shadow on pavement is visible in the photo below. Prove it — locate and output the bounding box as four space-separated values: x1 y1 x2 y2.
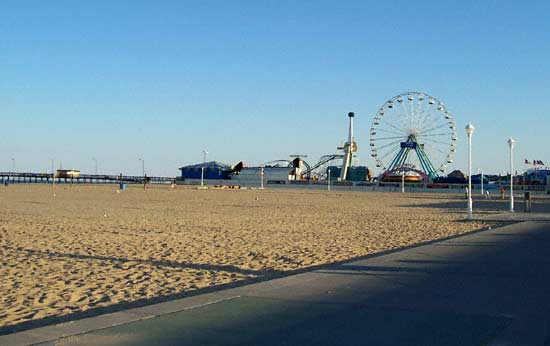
33 222 550 346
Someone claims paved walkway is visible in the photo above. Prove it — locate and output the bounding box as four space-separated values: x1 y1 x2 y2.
478 212 550 222
2 220 550 346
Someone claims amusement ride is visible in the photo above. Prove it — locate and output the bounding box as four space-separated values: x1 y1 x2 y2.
256 92 457 184
260 112 360 181
370 92 457 182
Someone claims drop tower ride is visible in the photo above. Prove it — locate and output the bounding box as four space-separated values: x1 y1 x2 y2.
337 112 357 180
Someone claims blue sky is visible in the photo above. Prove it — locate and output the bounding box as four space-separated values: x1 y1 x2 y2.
1 1 549 176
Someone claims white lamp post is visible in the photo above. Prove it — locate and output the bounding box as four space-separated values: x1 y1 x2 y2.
139 158 145 189
51 159 55 193
11 157 15 182
465 123 475 220
478 168 484 195
508 138 516 212
401 172 405 193
327 169 331 191
260 167 264 189
92 157 98 175
138 158 145 176
201 150 208 187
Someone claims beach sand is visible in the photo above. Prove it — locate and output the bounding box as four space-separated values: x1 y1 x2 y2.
0 184 507 329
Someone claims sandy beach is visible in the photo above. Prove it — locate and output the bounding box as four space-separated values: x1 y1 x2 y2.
0 184 508 330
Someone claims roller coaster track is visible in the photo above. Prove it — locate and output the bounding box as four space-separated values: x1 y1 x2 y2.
307 154 344 175
261 155 344 180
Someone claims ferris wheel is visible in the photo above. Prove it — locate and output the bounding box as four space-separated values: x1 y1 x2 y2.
369 92 457 178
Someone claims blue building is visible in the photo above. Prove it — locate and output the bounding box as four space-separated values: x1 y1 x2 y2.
179 161 231 180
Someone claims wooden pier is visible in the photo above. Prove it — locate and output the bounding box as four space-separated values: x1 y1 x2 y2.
0 172 175 185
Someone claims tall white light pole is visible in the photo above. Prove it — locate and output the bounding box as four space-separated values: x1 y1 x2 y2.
201 150 208 187
11 157 15 182
139 158 145 189
92 157 98 175
508 138 516 212
465 123 475 220
51 159 55 192
139 158 145 176
327 169 331 191
260 167 264 189
478 168 484 195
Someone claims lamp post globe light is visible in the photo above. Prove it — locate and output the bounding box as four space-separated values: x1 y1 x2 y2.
465 123 475 220
508 138 516 212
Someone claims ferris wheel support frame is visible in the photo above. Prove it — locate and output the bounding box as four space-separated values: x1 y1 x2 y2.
387 136 438 178
416 144 438 178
